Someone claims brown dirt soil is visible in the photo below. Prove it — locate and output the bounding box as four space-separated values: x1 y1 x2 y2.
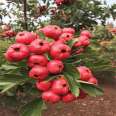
0 72 116 116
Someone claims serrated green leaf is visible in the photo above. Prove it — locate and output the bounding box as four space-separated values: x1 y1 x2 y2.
77 80 104 97
20 98 44 116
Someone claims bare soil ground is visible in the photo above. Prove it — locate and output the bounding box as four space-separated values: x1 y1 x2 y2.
0 72 116 116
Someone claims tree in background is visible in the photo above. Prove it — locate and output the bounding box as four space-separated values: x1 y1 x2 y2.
0 0 116 31
51 0 116 30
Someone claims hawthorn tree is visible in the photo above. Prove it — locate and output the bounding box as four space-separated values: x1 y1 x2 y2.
0 0 116 31
51 0 116 30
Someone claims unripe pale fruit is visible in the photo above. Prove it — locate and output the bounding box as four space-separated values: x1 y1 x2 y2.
16 31 38 44
5 43 29 62
62 93 76 103
29 66 49 80
27 55 48 67
50 42 71 60
40 25 62 40
29 39 50 54
47 60 64 74
36 81 52 91
51 78 69 95
42 91 61 103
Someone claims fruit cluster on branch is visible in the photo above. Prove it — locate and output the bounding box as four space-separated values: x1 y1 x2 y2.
5 25 99 103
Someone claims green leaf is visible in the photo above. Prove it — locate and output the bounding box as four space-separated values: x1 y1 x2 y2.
0 64 18 71
20 98 44 116
0 74 30 93
77 80 104 97
63 63 80 97
67 39 78 48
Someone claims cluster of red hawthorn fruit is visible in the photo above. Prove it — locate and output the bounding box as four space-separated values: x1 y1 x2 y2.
5 25 98 103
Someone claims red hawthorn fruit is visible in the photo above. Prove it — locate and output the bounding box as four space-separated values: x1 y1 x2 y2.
80 36 90 46
51 78 69 95
36 81 52 91
74 36 90 47
62 93 76 103
50 42 71 60
40 25 62 40
62 27 75 35
76 48 84 54
29 66 49 80
77 66 93 81
29 39 50 54
4 29 16 37
78 90 87 99
80 30 92 39
55 0 64 5
1 24 11 31
42 91 61 103
47 60 64 74
5 43 29 62
58 33 73 43
27 55 48 67
16 31 38 44
88 77 98 85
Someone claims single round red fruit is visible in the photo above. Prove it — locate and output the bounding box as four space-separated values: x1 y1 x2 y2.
40 25 62 40
36 81 52 91
62 93 76 103
50 42 71 60
62 27 75 35
5 43 29 62
29 39 50 54
29 66 49 80
77 66 93 81
58 33 73 43
27 55 48 67
80 30 92 39
16 31 38 44
51 78 69 95
47 60 64 74
42 91 61 103
88 77 98 85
